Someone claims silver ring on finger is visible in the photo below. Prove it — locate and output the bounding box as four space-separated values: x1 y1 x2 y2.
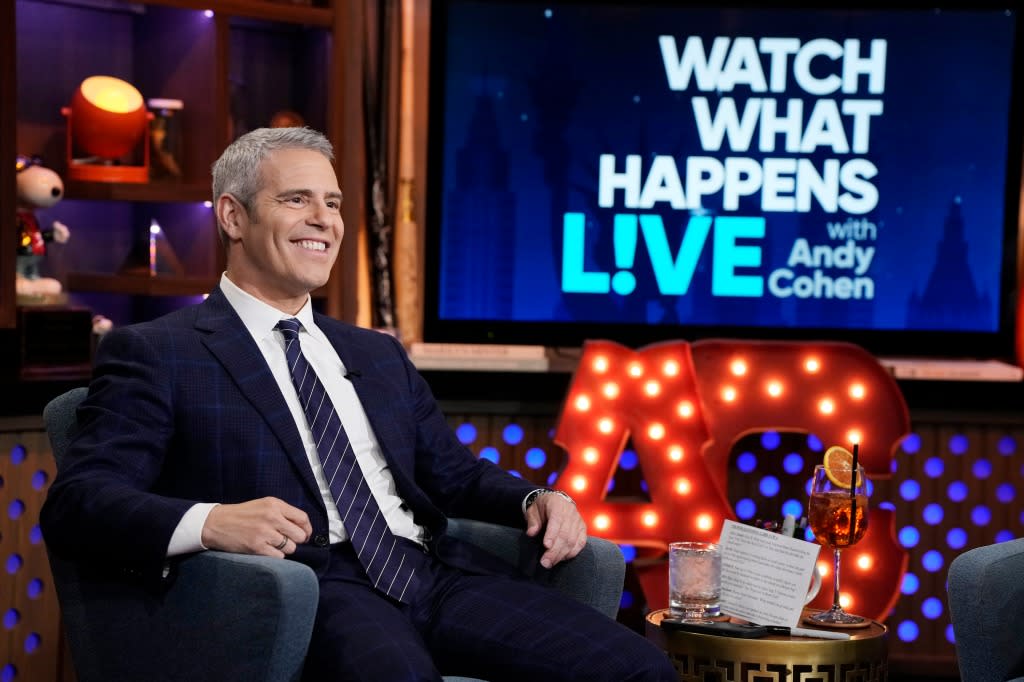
274 537 288 551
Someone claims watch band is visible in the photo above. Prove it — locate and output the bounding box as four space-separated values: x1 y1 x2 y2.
522 488 576 513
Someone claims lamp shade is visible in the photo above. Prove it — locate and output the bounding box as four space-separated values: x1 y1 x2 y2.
70 76 148 159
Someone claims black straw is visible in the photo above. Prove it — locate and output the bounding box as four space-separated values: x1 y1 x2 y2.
850 443 859 497
849 443 860 543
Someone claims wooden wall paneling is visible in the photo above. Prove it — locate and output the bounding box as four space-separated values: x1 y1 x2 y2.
411 1 430 340
0 425 61 682
1 0 15 328
328 0 360 322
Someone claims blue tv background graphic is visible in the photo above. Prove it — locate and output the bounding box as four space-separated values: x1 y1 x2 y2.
434 2 1016 334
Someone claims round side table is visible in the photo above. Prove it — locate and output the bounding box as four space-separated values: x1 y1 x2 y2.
645 608 888 682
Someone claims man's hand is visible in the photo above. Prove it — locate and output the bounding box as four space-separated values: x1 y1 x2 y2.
525 493 587 569
202 497 312 557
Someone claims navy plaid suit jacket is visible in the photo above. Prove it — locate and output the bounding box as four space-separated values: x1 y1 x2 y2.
41 287 539 584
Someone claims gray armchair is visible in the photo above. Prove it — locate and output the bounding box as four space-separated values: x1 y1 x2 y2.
43 387 626 682
947 538 1024 682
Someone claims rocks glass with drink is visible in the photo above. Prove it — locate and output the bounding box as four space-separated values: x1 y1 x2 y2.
806 447 869 626
668 541 721 623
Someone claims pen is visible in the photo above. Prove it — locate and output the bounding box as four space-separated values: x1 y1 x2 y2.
765 625 851 640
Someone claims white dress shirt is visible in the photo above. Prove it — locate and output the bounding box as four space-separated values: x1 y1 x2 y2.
166 274 425 556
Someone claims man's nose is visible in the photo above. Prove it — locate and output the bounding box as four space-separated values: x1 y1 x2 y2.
307 200 334 226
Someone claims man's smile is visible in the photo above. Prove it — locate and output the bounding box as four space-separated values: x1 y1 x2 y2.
294 239 328 252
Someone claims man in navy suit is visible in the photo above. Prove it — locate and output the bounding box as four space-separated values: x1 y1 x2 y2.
40 127 676 681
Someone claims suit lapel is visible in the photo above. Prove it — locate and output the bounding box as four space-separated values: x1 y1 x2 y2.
196 289 324 503
315 321 417 491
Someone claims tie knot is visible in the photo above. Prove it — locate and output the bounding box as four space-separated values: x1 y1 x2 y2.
275 318 302 339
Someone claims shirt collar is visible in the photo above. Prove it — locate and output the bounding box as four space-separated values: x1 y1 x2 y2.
219 273 317 340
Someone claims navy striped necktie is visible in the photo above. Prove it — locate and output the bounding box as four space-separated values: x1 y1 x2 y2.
275 318 419 603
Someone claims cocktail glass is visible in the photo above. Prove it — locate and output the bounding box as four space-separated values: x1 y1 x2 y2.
806 463 869 626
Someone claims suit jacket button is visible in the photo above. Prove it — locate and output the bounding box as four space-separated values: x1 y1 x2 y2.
313 534 329 547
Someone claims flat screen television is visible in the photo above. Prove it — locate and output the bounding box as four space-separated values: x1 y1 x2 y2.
423 0 1023 359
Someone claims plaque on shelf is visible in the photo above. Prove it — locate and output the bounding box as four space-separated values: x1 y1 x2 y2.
119 219 185 277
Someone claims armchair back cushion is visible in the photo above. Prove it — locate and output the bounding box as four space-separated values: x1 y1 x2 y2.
44 387 319 682
947 538 1024 682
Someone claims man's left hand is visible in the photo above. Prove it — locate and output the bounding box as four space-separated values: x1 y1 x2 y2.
525 493 587 569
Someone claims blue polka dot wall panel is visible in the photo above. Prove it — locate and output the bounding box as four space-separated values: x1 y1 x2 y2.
0 427 63 682
447 412 651 500
446 414 567 486
881 422 1024 663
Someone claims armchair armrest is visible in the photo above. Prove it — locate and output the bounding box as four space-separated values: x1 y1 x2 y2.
50 549 318 682
445 518 625 618
948 538 1024 682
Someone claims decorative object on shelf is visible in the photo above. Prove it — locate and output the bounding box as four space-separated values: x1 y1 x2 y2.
15 154 70 305
92 314 113 336
119 219 184 277
147 98 184 182
269 109 305 128
62 75 152 183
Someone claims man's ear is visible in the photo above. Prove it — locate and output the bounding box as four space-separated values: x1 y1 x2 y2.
216 194 247 241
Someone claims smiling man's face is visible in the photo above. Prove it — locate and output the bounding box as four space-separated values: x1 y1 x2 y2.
220 147 343 313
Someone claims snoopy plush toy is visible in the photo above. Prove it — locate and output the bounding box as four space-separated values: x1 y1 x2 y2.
15 154 70 300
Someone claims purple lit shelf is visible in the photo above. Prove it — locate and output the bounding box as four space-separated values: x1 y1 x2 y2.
144 0 333 27
67 273 217 297
66 273 329 299
64 181 211 204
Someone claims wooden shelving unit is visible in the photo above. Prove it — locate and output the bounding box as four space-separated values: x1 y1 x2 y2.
1 3 365 677
144 0 335 26
64 181 212 204
66 272 218 297
65 272 329 299
4 0 361 334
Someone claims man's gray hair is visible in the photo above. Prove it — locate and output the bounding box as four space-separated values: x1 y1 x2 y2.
211 127 335 238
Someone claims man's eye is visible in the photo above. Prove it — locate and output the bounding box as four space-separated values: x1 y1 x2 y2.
327 201 341 210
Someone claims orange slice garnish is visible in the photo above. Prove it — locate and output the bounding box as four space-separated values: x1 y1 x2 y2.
823 445 862 488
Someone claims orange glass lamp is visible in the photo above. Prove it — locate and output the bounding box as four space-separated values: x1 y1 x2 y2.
62 76 152 183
